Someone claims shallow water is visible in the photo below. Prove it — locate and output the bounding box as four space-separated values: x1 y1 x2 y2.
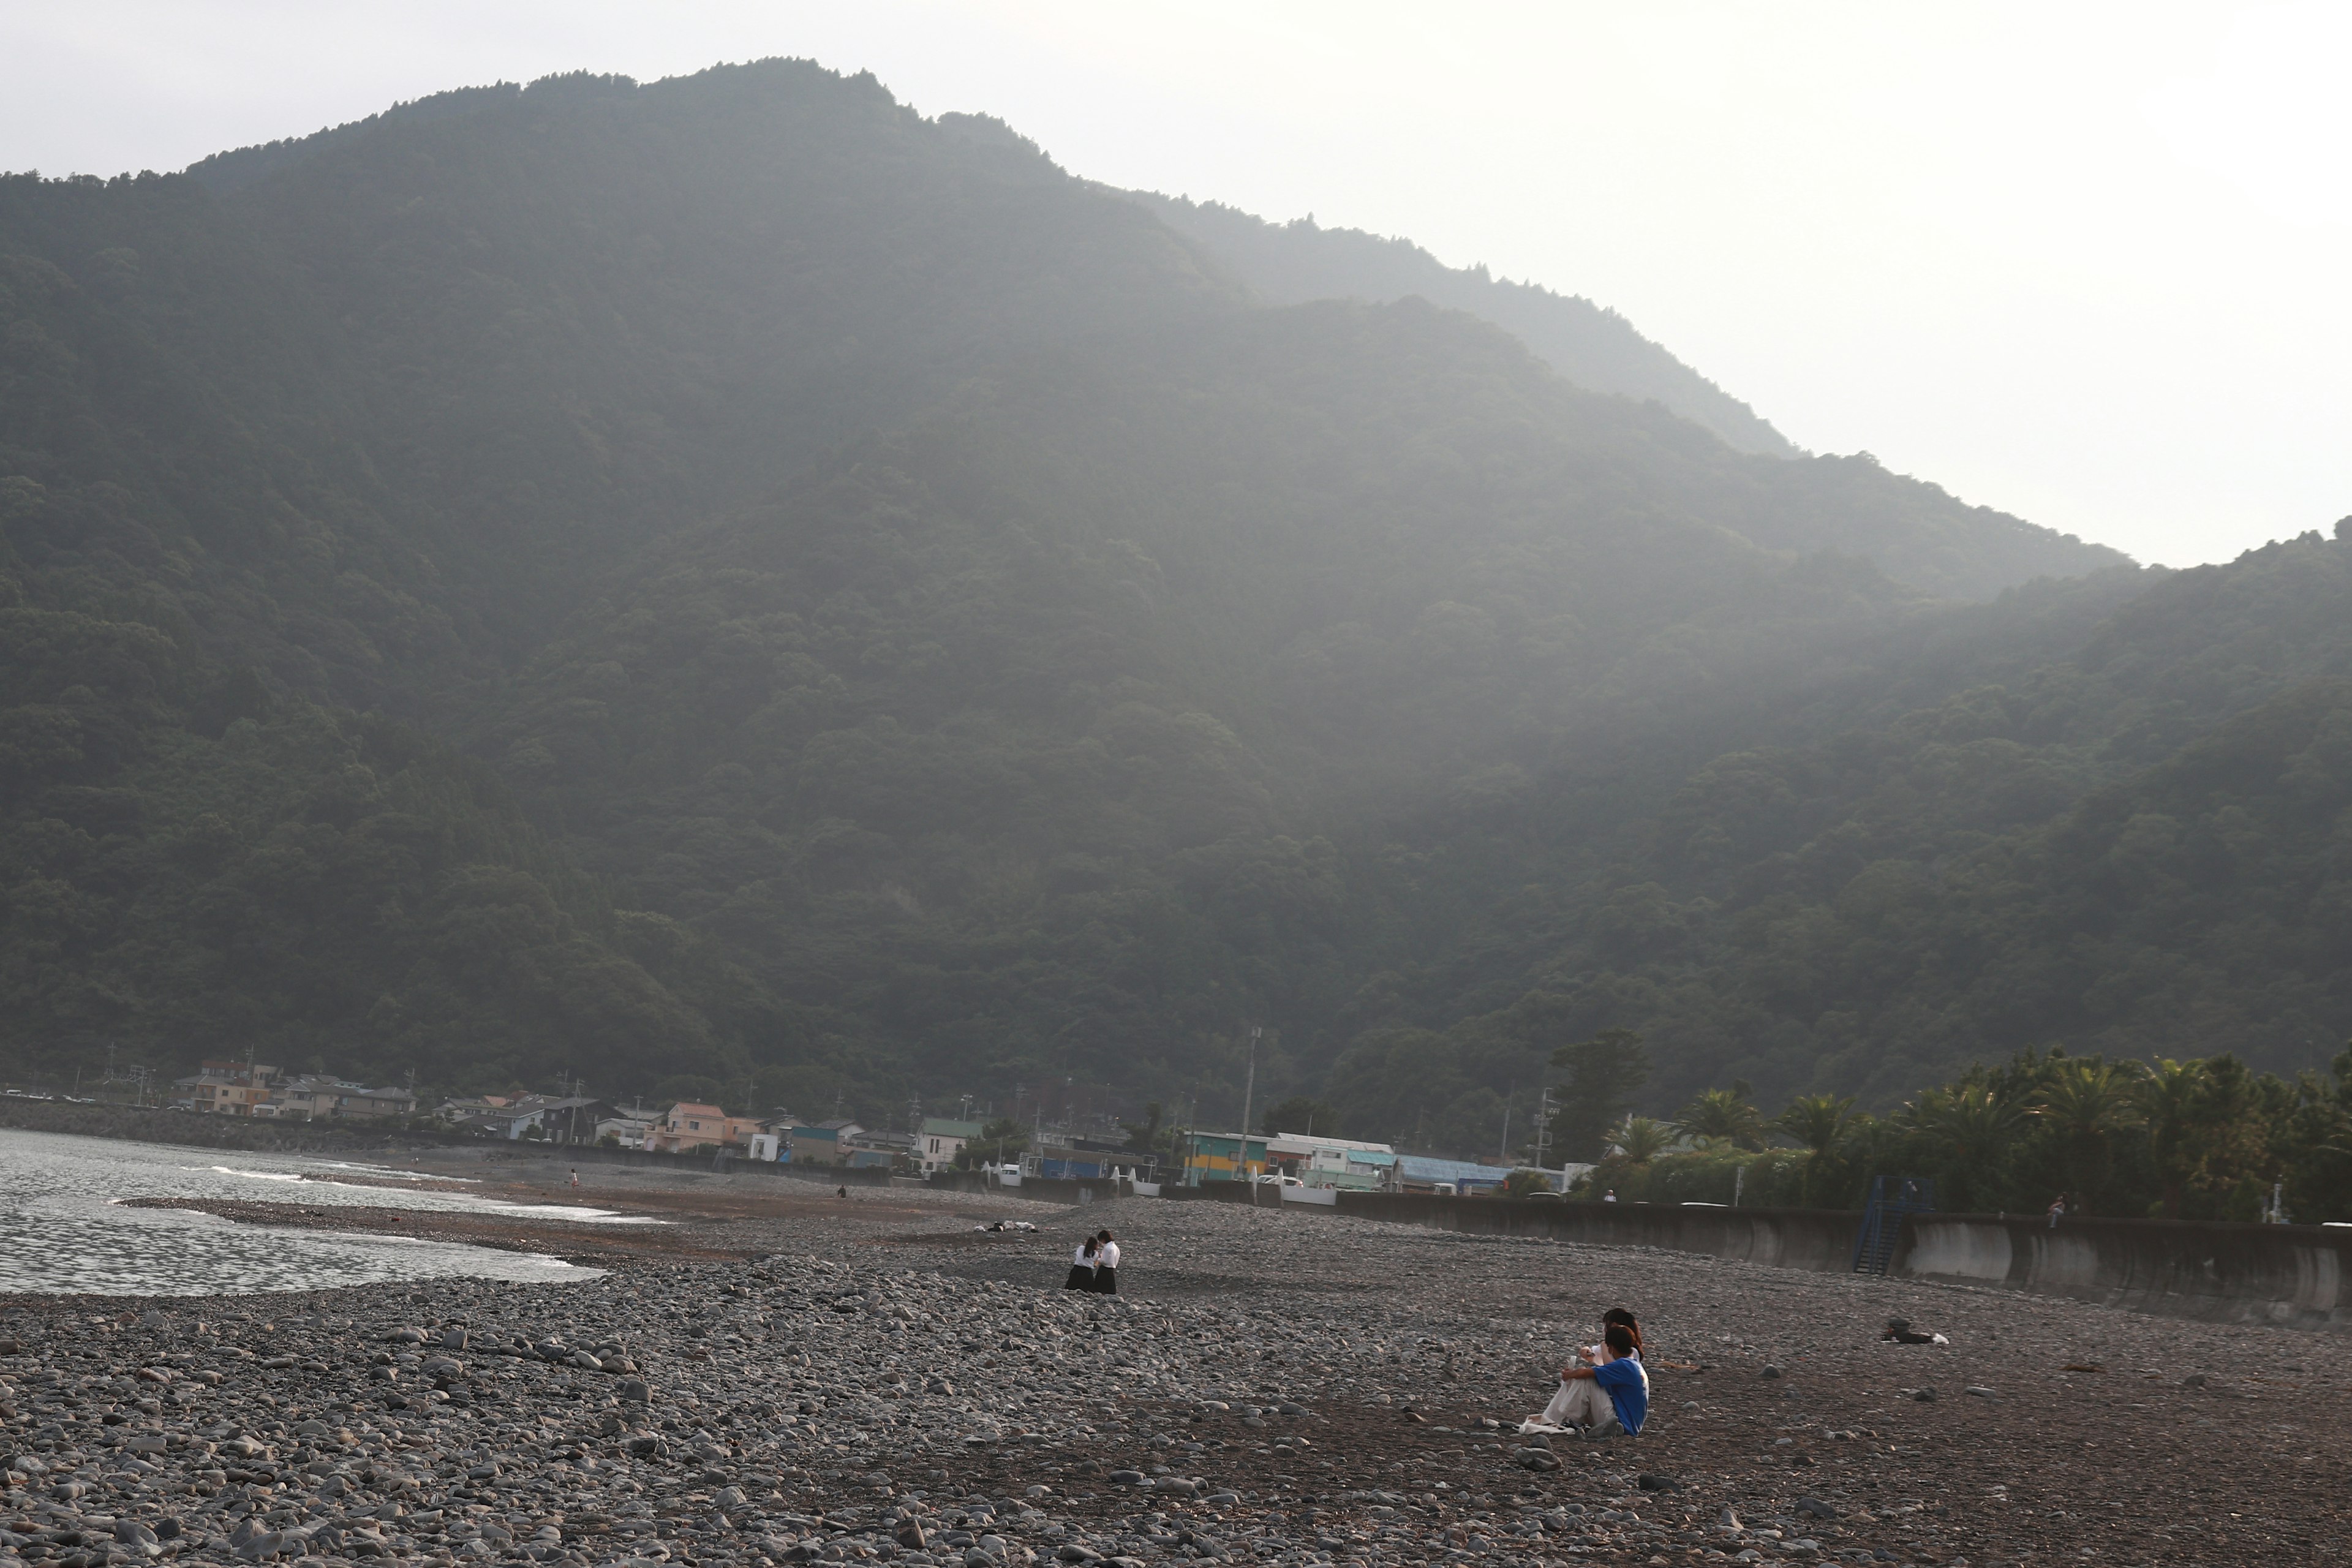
0 1128 629 1297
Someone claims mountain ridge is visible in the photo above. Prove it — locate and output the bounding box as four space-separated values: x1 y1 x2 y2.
2 60 2338 1159
1125 188 1800 459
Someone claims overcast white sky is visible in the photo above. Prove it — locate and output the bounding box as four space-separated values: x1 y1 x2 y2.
5 1 2347 567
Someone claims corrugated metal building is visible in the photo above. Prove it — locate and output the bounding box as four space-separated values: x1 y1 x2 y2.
1394 1155 1519 1193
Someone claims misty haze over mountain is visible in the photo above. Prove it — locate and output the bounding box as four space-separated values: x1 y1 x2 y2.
2 61 2348 1158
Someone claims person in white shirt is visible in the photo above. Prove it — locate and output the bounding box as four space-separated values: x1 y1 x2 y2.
1091 1230 1121 1294
1531 1308 1642 1435
1065 1236 1098 1291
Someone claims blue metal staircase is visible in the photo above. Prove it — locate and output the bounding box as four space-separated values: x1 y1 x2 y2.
1850 1175 1936 1274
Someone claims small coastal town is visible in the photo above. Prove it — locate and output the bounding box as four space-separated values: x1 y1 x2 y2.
119 1063 1567 1197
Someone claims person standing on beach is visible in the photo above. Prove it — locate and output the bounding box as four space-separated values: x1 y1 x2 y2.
1066 1235 1098 1290
1092 1229 1120 1294
570 1168 580 1190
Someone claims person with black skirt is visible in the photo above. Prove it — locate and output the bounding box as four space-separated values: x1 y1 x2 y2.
1091 1230 1120 1294
1065 1235 1098 1290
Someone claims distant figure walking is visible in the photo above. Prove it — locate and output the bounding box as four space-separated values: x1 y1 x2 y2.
1091 1230 1121 1295
2047 1194 2067 1228
1601 1189 1618 1204
1066 1235 1099 1291
837 1186 848 1199
569 1168 580 1190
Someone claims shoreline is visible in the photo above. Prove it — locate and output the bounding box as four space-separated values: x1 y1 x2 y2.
4 1153 2348 1564
0 1101 480 1159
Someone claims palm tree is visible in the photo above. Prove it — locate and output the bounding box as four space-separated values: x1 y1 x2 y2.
1612 1115 1673 1164
2028 1060 2141 1212
2034 1060 2139 1137
2133 1058 2203 1219
1774 1093 1857 1206
1673 1085 1768 1150
1899 1083 2028 1209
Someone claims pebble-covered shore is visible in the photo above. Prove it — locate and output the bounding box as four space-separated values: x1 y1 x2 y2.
6 1164 2349 1568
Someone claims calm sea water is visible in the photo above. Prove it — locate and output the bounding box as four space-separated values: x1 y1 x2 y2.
0 1128 638 1297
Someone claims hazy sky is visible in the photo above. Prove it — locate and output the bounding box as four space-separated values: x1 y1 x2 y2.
6 1 2346 567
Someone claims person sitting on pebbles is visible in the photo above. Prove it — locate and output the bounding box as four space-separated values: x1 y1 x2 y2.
1563 1322 1649 1437
1065 1234 1098 1291
1531 1319 1648 1437
1091 1229 1120 1294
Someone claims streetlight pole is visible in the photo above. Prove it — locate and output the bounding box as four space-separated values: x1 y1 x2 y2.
1534 1086 1553 1184
1238 1026 1261 1205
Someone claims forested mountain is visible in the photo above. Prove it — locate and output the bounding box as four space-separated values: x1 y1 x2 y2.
1127 190 1800 459
1319 533 2352 1148
1 60 2343 1154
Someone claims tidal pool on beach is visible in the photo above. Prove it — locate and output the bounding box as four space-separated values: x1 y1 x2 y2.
0 1127 630 1296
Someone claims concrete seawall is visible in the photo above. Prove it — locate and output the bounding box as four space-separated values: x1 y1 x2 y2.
1901 1213 2352 1332
1302 1190 2352 1334
1332 1193 1861 1272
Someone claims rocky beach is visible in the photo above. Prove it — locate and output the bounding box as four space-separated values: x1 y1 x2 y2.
5 1155 2348 1568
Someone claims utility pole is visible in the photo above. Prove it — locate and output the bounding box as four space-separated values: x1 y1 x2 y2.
1534 1086 1553 1177
1238 1026 1261 1204
1499 1086 1513 1167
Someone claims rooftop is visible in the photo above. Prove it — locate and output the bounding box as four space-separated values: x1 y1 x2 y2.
1265 1132 1396 1155
1395 1155 1520 1182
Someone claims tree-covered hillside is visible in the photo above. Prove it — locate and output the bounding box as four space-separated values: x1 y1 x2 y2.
2 59 2343 1156
1126 190 1801 459
1324 529 2352 1147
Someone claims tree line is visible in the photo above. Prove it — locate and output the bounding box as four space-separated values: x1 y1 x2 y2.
1548 1030 2352 1222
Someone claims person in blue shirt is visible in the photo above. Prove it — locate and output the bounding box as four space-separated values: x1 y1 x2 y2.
1558 1322 1648 1436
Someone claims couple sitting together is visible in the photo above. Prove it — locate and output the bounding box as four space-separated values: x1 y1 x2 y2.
1523 1306 1649 1439
1063 1229 1121 1294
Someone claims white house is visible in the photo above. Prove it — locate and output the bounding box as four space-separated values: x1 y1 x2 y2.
919 1117 984 1172
1264 1133 1397 1190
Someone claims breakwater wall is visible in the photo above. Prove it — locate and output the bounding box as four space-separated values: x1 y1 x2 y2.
1900 1213 2352 1332
1332 1192 1861 1272
1303 1189 2352 1334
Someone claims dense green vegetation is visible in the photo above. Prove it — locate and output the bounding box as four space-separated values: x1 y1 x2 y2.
2 60 2346 1181
1570 1038 2352 1223
1346 532 2352 1129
